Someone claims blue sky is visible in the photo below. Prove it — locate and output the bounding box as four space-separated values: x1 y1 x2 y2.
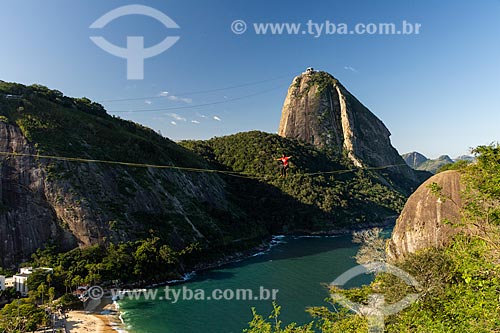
0 0 499 158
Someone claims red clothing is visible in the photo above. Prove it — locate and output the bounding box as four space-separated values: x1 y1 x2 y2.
280 157 290 167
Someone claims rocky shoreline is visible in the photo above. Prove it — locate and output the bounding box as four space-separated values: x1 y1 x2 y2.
112 216 397 291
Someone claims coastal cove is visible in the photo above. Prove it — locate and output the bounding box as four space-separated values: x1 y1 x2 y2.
0 3 497 332
117 234 376 333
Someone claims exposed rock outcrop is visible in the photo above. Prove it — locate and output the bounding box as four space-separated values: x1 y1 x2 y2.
387 171 463 261
0 121 253 267
278 70 428 192
0 123 77 265
0 78 430 268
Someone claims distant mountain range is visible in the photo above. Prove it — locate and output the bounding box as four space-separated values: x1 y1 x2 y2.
402 152 475 173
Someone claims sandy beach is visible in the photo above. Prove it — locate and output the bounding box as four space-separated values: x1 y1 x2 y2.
65 297 124 333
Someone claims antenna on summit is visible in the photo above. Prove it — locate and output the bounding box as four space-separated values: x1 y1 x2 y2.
304 67 316 74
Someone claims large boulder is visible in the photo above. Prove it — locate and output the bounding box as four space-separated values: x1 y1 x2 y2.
387 170 463 261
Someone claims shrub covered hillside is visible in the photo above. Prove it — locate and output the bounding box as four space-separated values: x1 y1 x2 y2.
246 145 500 333
0 81 273 272
0 81 203 165
0 81 424 332
0 80 413 276
181 131 410 231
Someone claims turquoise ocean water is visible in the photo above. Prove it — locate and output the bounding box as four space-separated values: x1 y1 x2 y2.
118 234 373 333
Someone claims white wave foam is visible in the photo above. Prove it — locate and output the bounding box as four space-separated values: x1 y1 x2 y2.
292 235 340 239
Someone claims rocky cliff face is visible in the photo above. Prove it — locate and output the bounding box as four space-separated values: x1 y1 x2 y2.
278 70 426 192
0 81 279 268
0 119 260 268
387 171 463 261
0 123 77 266
0 78 429 268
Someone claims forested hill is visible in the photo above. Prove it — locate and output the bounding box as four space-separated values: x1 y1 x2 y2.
0 80 426 278
246 145 500 333
0 81 272 271
181 130 426 229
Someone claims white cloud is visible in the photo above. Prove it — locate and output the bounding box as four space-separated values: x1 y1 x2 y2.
159 91 192 104
145 100 152 105
191 120 200 124
170 121 177 126
196 113 207 118
167 95 192 104
166 113 186 122
213 116 222 121
344 66 358 73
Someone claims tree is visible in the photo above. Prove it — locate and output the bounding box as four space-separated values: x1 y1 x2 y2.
244 302 314 333
133 237 161 277
55 293 82 311
85 263 103 285
352 228 386 266
46 273 52 288
159 245 178 265
0 299 49 332
71 275 83 291
101 242 134 282
26 270 50 298
48 287 55 303
37 283 47 304
462 145 500 224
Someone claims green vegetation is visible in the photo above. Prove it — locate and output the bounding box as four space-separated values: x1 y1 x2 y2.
246 144 500 332
437 159 471 173
0 80 270 274
416 156 454 174
0 299 49 332
0 238 201 331
307 71 339 94
292 71 338 98
182 131 407 230
0 81 413 274
54 293 81 311
460 145 500 233
0 82 203 166
0 80 422 331
245 303 314 333
27 238 199 293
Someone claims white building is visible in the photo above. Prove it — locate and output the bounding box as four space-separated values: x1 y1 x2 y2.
304 67 316 74
12 267 53 296
5 277 13 288
19 267 53 275
0 275 5 291
20 267 33 275
13 274 30 296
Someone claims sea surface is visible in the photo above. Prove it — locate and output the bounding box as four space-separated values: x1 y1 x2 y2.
118 234 374 333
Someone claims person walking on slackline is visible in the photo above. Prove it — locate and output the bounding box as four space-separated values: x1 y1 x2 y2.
276 153 292 178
